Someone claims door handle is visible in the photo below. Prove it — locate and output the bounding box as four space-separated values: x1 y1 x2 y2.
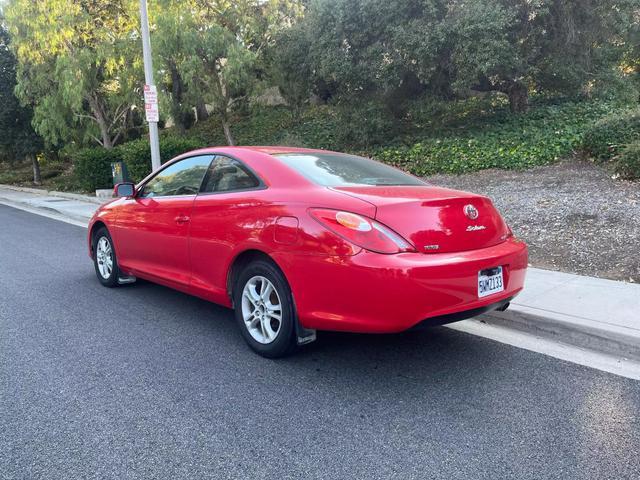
174 215 190 224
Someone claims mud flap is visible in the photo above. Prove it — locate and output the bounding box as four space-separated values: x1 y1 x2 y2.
291 293 316 345
296 322 317 346
117 275 137 285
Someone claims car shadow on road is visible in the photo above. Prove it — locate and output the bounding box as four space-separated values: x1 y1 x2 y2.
103 275 526 390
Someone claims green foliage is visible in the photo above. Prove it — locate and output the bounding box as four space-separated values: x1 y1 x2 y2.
171 96 621 176
72 136 201 191
184 103 401 150
334 102 400 148
29 95 640 190
275 0 636 113
0 19 42 163
118 136 201 182
4 0 640 190
581 109 640 161
370 100 617 175
268 23 314 110
72 148 121 191
154 0 303 144
5 0 141 148
0 157 67 185
614 141 640 180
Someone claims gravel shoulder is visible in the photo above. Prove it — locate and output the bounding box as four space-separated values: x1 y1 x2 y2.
429 158 640 283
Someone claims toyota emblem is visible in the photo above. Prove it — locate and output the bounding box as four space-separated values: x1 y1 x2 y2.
464 204 479 220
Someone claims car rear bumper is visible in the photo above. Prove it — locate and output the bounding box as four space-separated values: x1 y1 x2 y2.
273 237 528 333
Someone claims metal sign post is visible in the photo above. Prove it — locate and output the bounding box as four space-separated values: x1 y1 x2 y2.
139 0 161 172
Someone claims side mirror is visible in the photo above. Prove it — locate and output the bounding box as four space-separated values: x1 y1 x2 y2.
114 182 136 198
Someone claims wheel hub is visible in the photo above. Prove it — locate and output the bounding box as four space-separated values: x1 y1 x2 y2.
241 276 282 345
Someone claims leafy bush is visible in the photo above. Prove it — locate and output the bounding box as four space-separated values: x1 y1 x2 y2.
67 97 631 191
118 136 201 182
614 141 640 180
72 148 120 191
182 105 342 149
369 100 616 175
72 136 201 191
334 102 400 148
581 108 640 160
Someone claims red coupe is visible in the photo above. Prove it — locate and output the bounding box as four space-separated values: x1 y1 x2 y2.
88 147 528 357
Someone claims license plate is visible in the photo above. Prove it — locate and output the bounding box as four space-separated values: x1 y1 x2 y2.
478 266 504 298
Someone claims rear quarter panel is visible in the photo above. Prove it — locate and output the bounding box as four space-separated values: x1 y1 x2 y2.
187 186 375 306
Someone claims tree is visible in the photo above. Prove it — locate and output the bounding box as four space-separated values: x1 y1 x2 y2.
155 0 302 145
153 1 196 133
269 22 315 115
453 0 638 112
279 0 637 113
5 0 141 149
0 18 43 184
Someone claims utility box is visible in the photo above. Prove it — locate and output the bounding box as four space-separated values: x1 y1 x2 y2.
111 161 130 185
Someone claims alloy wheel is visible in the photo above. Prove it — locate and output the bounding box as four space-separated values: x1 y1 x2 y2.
241 276 282 344
96 236 113 280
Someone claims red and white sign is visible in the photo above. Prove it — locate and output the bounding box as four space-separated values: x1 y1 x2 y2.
143 84 159 122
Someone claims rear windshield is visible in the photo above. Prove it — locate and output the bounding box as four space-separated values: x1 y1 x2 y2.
273 152 425 187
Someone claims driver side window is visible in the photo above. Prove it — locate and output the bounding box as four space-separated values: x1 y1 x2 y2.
140 155 213 198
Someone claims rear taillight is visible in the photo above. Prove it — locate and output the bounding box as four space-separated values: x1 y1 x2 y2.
309 209 415 254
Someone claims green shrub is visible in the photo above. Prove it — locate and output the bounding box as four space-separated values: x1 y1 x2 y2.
72 148 120 191
614 141 640 180
69 97 631 192
72 136 201 191
334 102 400 148
368 100 615 175
118 136 201 182
581 108 640 160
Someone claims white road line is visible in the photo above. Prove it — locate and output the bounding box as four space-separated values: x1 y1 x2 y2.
2 200 639 380
447 319 640 381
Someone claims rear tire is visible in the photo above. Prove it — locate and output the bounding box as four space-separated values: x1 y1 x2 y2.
92 227 120 288
233 259 298 358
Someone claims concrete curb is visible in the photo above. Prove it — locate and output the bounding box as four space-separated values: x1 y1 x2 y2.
481 304 640 363
0 197 91 226
0 184 104 204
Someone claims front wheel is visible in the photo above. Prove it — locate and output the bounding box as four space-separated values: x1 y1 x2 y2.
233 259 298 358
92 227 120 288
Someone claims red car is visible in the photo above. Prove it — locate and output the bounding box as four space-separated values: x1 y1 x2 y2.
88 147 528 357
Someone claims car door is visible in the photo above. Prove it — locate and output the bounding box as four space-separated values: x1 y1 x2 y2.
189 155 267 303
114 155 214 290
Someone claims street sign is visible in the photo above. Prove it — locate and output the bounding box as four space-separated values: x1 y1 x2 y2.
143 84 159 123
145 103 159 122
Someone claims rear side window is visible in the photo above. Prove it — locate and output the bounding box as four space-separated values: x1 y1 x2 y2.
140 155 213 197
272 152 425 187
201 156 261 193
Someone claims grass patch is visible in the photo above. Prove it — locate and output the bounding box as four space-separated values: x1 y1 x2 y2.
0 159 77 190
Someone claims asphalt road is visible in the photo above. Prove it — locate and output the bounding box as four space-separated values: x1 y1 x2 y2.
1 204 639 480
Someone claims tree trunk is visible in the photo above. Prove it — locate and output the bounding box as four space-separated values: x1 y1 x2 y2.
29 153 41 185
508 83 529 113
221 115 235 146
88 93 114 148
100 128 113 149
170 63 187 133
196 100 209 122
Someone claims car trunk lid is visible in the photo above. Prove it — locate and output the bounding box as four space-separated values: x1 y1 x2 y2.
331 186 510 254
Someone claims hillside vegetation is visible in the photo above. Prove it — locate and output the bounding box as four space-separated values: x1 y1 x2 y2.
3 95 638 192
1 0 638 190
